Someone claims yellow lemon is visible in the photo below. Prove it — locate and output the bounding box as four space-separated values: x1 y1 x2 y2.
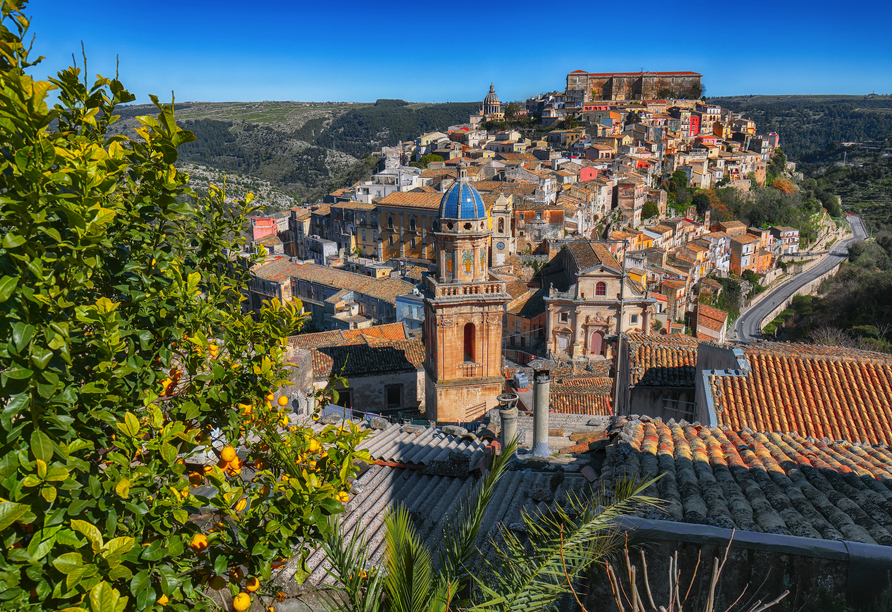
190 533 208 552
246 577 260 592
221 446 237 463
233 593 251 612
235 497 248 512
277 395 288 407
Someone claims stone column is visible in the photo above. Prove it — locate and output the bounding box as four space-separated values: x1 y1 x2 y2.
532 370 551 457
498 393 519 452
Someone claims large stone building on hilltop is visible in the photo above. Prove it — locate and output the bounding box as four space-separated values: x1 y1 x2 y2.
566 71 703 102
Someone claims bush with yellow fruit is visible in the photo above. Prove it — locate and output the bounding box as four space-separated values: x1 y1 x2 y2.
0 7 372 611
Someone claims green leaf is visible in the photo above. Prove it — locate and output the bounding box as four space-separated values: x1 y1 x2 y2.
107 565 132 581
130 570 151 596
160 442 177 466
36 459 47 479
41 486 57 503
0 501 28 531
114 478 130 498
100 537 134 568
319 496 345 516
12 322 36 351
30 429 53 462
71 519 104 554
89 581 122 612
0 276 17 303
2 233 25 249
53 552 85 574
46 466 70 482
22 475 42 487
27 532 56 561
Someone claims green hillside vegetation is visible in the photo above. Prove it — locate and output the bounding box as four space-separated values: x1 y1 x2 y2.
796 140 892 233
765 234 892 352
710 94 892 161
108 100 479 207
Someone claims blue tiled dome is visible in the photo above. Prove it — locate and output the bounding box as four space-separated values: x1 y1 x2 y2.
439 182 487 220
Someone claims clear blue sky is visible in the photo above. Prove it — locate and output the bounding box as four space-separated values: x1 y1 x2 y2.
24 0 892 105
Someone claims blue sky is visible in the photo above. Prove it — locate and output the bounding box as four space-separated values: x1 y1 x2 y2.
24 0 892 105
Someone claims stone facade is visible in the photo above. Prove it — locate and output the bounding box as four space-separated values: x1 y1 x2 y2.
423 171 511 423
566 71 703 102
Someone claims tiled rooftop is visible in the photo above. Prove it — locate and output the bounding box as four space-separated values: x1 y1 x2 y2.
551 376 613 415
603 418 892 545
288 323 407 351
376 191 443 209
252 258 302 282
709 343 892 445
312 337 424 378
697 304 729 332
565 241 621 272
291 264 415 305
627 334 699 387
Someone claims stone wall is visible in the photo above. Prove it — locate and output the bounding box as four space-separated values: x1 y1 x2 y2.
580 517 892 611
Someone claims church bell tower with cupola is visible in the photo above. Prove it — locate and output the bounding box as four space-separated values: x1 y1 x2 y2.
422 165 510 423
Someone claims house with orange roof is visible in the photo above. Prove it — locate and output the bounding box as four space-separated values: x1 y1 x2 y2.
376 191 448 261
729 233 760 275
695 303 729 343
288 324 424 415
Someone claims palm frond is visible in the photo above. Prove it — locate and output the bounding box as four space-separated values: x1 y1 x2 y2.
384 504 434 612
471 476 663 612
435 437 518 596
320 514 385 612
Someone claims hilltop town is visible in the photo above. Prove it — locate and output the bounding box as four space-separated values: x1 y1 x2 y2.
241 70 852 420
220 73 892 611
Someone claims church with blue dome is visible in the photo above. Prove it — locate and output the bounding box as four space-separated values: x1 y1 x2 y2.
438 180 487 221
422 164 511 423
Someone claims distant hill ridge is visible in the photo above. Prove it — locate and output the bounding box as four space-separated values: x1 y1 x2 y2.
108 100 479 205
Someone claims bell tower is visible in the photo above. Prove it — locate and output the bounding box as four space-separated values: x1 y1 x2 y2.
423 165 510 423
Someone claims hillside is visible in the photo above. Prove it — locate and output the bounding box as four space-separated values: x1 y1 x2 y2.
710 94 892 161
109 100 479 209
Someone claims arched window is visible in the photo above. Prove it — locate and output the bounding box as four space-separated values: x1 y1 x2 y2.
463 323 475 363
498 218 505 234
409 217 417 232
595 281 607 296
432 220 439 231
387 216 394 230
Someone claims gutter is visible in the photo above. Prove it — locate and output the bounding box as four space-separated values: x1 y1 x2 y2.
614 516 892 608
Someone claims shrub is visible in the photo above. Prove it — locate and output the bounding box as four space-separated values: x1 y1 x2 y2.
0 4 368 611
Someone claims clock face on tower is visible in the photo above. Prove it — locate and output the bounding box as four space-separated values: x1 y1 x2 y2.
497 241 505 250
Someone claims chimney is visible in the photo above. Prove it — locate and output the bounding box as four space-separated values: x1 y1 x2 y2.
532 369 551 457
498 393 519 451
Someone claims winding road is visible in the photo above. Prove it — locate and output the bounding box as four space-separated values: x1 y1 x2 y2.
732 215 868 342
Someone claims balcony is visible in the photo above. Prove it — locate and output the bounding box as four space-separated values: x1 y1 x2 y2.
458 362 482 378
432 281 505 298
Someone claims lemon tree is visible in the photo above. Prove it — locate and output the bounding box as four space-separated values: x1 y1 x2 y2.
0 3 369 610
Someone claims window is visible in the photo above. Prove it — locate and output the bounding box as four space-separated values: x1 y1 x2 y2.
595 281 607 296
498 218 505 233
463 323 475 362
560 312 569 324
387 216 394 229
432 220 439 231
389 236 394 245
515 322 521 333
410 237 416 249
409 218 417 232
631 314 638 324
385 385 402 410
336 389 351 409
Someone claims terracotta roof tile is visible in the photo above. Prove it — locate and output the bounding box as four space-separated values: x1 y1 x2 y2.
709 343 892 445
604 418 892 543
377 191 443 209
627 334 698 387
551 377 613 415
